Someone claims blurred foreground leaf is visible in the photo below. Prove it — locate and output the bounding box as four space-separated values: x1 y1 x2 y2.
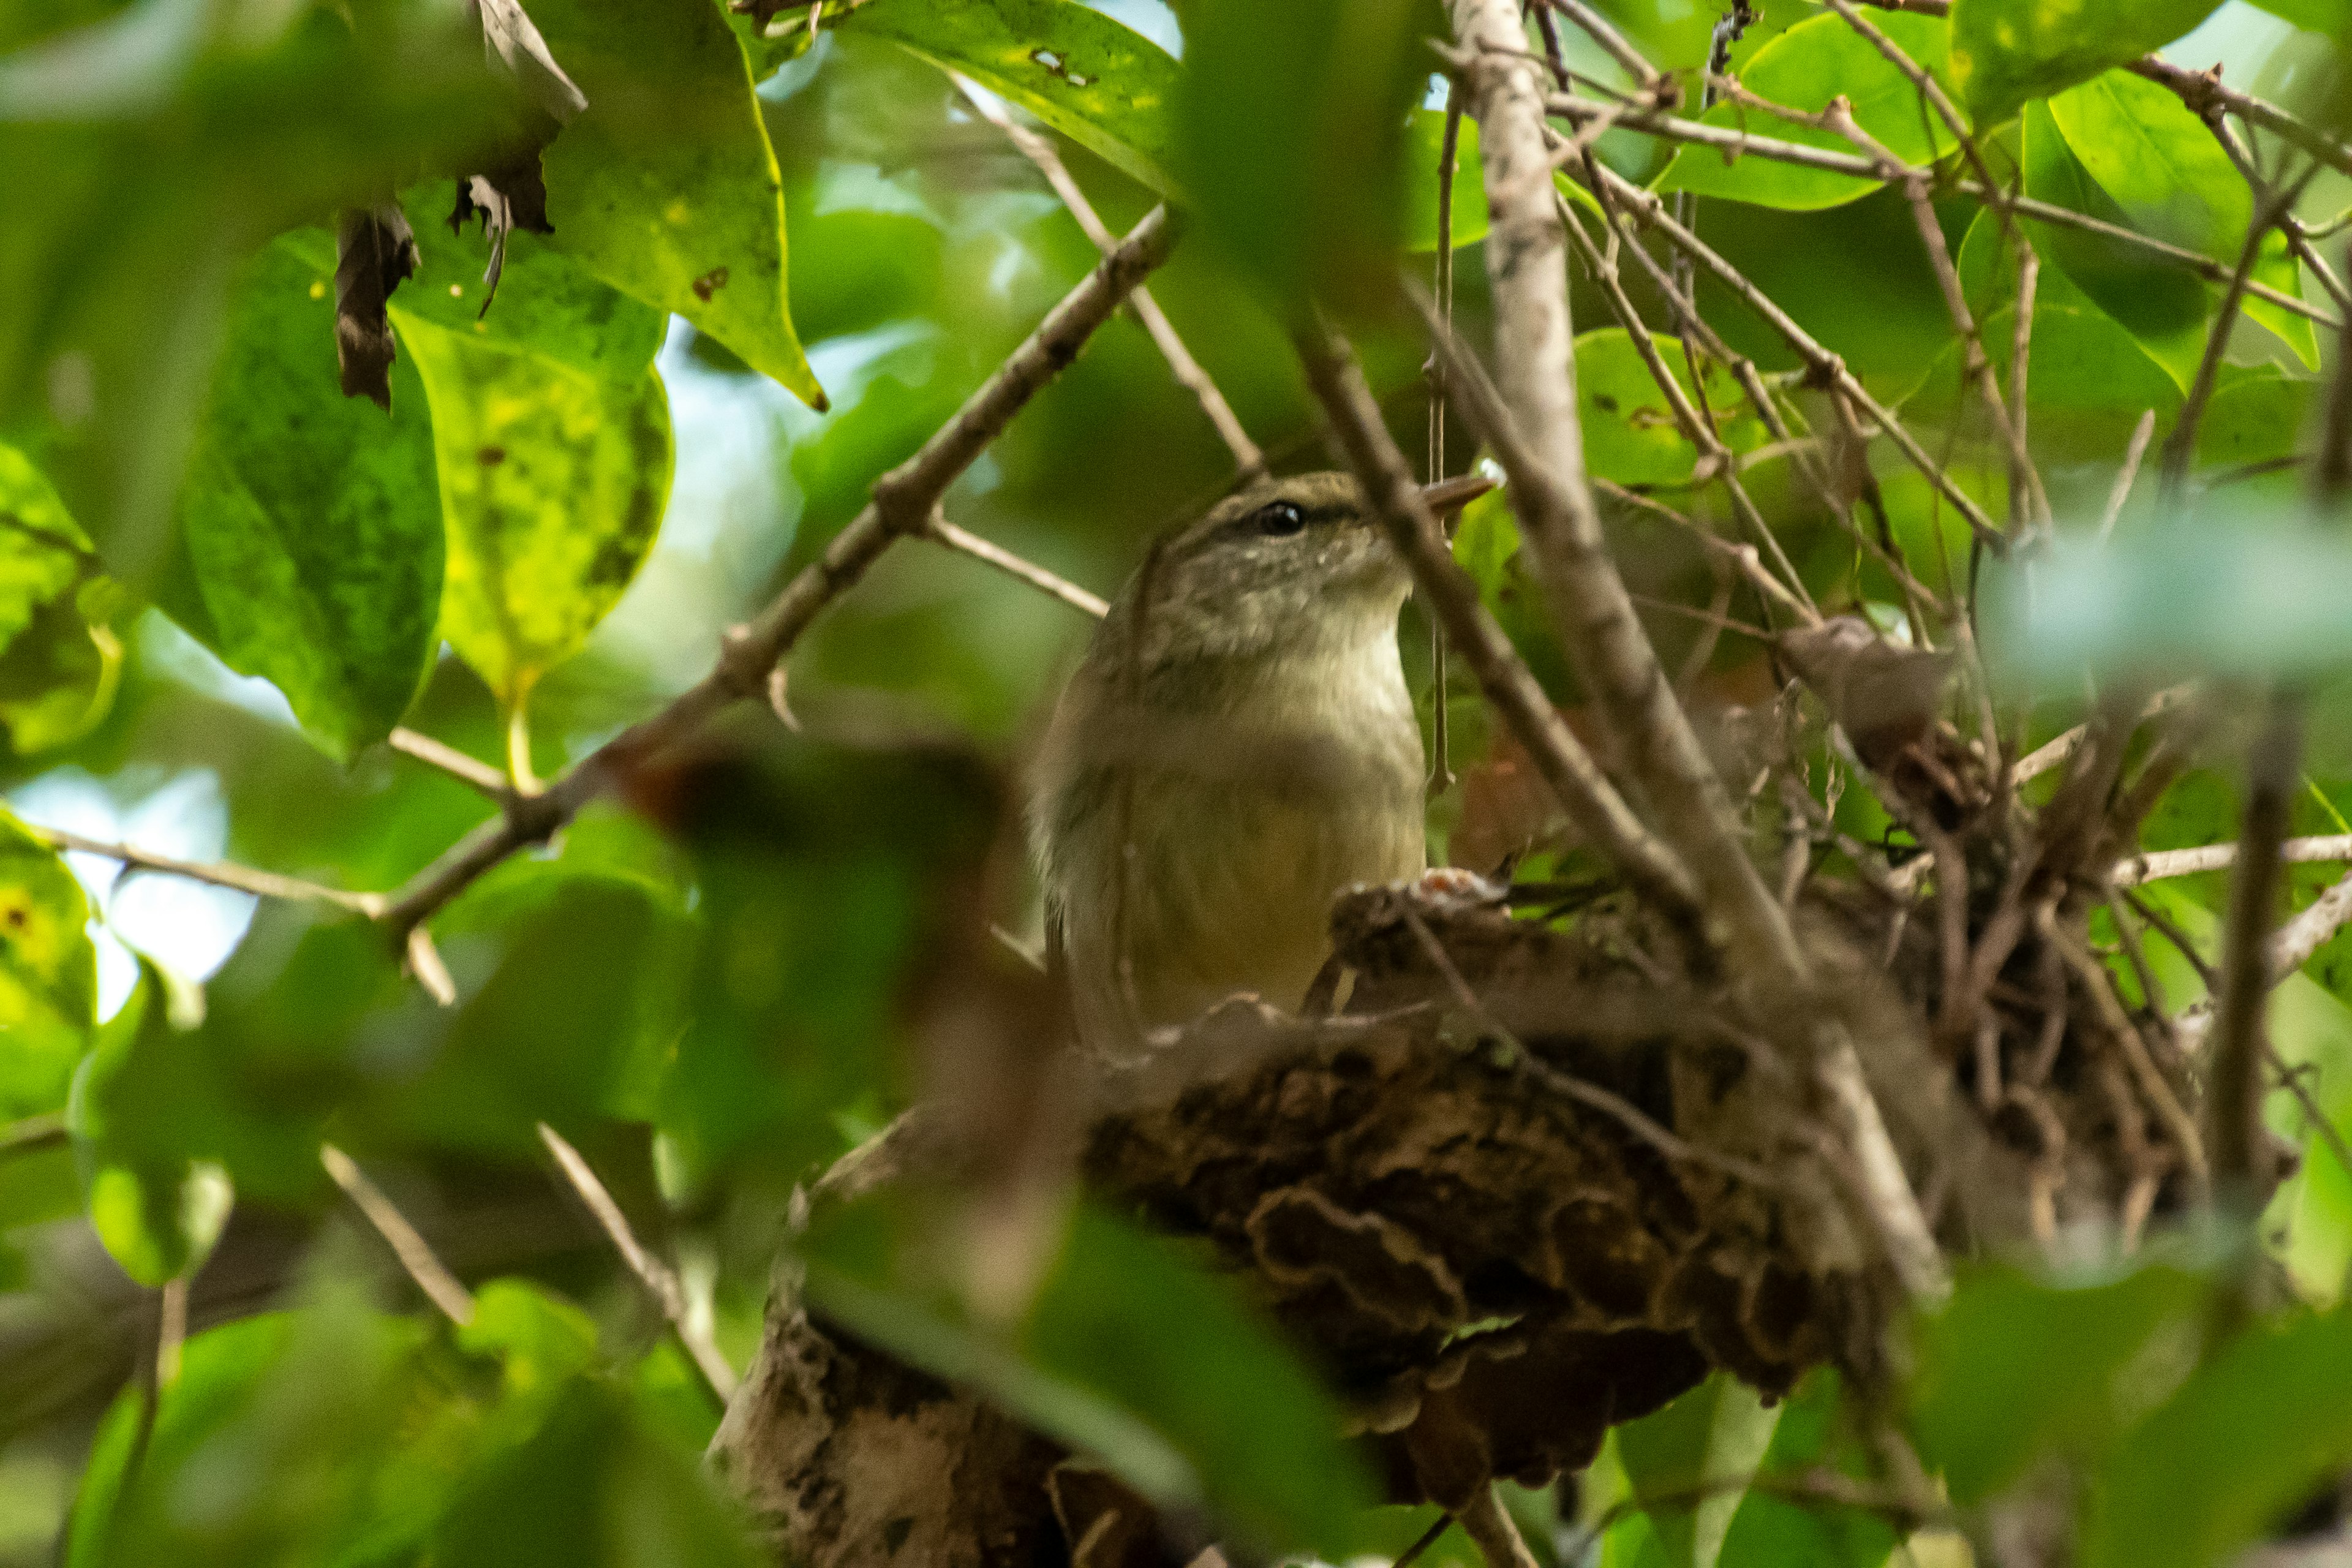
2081 1307 2352 1568
67 963 235 1287
801 1197 1376 1557
1909 1251 2220 1504
1997 518 2352 688
1177 0 1432 307
0 0 494 584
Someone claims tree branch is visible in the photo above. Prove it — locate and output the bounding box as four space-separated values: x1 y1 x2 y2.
2209 696 2299 1190
537 1122 737 1401
1570 156 2007 543
320 1144 477 1325
2111 834 2352 888
1296 323 1702 916
378 206 1177 943
922 513 1107 618
24 824 383 915
1542 94 2339 331
951 77 1264 484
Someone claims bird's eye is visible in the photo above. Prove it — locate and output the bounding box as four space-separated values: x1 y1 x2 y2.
1253 501 1306 538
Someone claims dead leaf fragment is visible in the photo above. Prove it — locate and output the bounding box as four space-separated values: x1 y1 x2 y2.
333 203 421 409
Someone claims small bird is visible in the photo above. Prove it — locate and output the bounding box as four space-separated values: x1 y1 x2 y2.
1031 470 1490 1054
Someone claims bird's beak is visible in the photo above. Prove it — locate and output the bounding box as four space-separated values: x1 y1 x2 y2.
1420 472 1497 537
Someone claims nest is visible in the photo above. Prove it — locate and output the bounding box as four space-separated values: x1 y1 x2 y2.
712 663 2213 1567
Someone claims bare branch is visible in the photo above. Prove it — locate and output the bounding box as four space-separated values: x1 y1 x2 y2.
1542 94 2339 331
2209 698 2299 1189
2113 835 2352 888
2129 55 2352 186
951 77 1264 483
1570 156 2007 544
1544 0 1664 94
321 1144 477 1325
922 513 1107 618
2160 170 2318 504
537 1122 738 1401
25 823 383 915
1296 323 1703 916
2099 410 2159 543
1458 1485 1542 1568
379 208 1177 943
388 728 512 801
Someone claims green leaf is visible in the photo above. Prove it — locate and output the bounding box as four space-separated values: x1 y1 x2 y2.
1909 1254 2218 1503
1576 328 1771 488
802 1197 1377 1556
1715 1370 1898 1568
460 1278 603 1396
2019 98 2208 386
2081 1307 2352 1568
0 443 121 752
1403 108 1491 251
388 181 668 382
0 0 495 587
394 312 674 709
167 234 445 761
1177 0 1433 305
1657 11 1963 211
530 0 826 408
66 964 235 1287
1612 1373 1783 1568
0 805 95 1120
435 1377 764 1568
2048 70 2315 365
1908 300 2181 461
1950 0 2225 124
835 0 1182 197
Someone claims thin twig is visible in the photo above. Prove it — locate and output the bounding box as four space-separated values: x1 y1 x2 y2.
24 823 383 915
951 76 1264 483
1298 323 1702 916
537 1122 738 1401
2128 55 2352 185
2100 410 2159 543
2211 695 2300 1189
1 1111 67 1158
1393 1509 1455 1568
922 513 1107 617
1541 95 2339 331
320 1144 477 1325
1458 1484 1542 1568
2160 170 2318 505
388 728 512 801
1572 156 2007 543
2044 911 2210 1191
1545 0 1664 93
378 208 1176 943
2112 834 2352 888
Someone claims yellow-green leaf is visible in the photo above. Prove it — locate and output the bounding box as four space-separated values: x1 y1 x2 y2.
0 804 95 1120
396 314 673 707
531 0 826 408
0 443 121 752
